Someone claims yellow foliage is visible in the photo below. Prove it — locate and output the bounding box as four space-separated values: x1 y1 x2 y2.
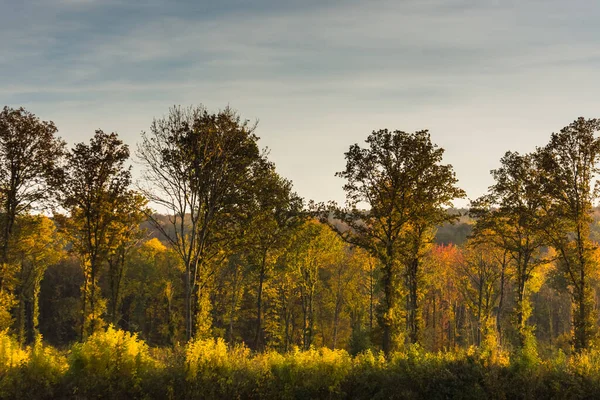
143 237 167 254
185 337 233 379
0 330 28 369
70 325 155 375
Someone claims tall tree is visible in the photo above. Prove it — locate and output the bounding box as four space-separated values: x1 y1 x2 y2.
536 117 600 351
59 130 133 339
137 105 265 340
241 160 303 350
0 107 65 322
470 151 546 347
331 129 465 354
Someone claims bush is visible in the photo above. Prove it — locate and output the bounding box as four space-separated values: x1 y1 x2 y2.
268 347 352 399
66 325 158 399
0 332 67 399
183 337 266 399
6 329 600 399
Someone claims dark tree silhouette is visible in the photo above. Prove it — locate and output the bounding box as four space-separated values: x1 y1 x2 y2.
0 107 65 292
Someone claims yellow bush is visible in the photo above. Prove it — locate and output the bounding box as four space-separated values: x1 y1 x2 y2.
0 329 28 370
68 325 157 398
185 337 243 379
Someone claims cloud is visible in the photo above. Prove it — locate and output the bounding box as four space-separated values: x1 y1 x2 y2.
2 0 600 206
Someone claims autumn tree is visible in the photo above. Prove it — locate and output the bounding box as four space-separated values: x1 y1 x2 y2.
122 238 184 345
422 244 463 351
536 117 600 351
265 257 299 351
284 220 344 350
241 160 303 350
137 105 265 340
332 129 465 354
0 107 65 329
457 240 503 348
12 215 65 343
59 130 136 338
470 151 546 348
105 191 148 326
326 246 376 352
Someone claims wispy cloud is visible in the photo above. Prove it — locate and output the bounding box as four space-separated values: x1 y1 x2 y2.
2 0 600 205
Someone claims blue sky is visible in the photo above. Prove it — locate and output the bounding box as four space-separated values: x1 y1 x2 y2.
2 0 600 208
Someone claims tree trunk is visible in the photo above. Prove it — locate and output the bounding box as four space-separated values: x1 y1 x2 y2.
432 293 437 350
332 281 342 349
32 276 41 341
381 259 394 355
496 254 507 345
406 258 420 345
109 250 126 327
88 257 98 336
0 196 16 292
185 264 193 341
476 276 483 347
17 290 25 345
307 289 314 349
80 278 87 341
573 224 592 352
369 260 374 335
228 264 240 345
254 254 267 351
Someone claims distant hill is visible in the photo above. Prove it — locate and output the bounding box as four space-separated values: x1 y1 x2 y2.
434 208 473 246
141 208 475 248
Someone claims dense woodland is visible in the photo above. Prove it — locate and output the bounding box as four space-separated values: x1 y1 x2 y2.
3 105 600 398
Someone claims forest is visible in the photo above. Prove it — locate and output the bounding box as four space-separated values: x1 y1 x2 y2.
2 105 600 399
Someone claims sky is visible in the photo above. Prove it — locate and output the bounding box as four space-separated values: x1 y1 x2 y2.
2 0 600 209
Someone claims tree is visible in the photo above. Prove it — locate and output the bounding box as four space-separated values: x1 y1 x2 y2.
241 160 303 350
332 129 465 354
325 246 376 352
137 105 265 340
470 151 547 347
285 220 344 350
12 215 65 343
0 107 65 328
457 240 503 348
59 130 134 339
105 191 148 326
122 238 184 345
536 117 600 351
422 244 463 351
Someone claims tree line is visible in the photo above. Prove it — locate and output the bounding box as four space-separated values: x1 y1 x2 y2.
1 105 599 359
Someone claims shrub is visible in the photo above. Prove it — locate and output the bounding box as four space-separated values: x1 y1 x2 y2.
0 333 67 400
183 337 267 399
0 330 27 370
268 347 352 399
5 330 600 399
66 325 157 399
